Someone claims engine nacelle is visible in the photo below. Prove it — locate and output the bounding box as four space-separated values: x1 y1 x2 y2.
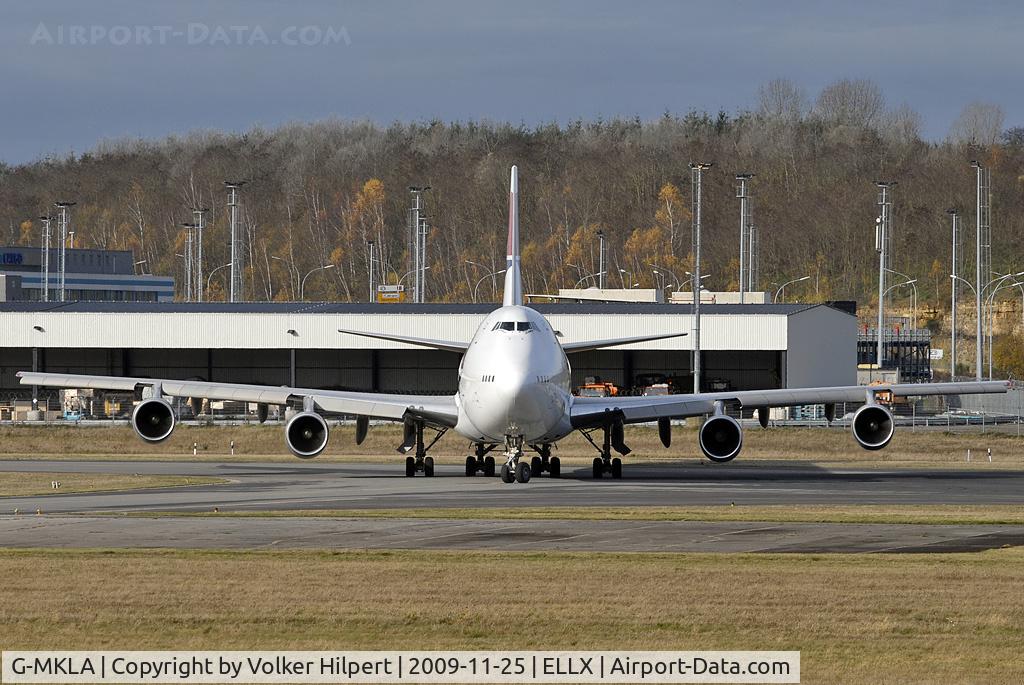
698 414 743 462
131 397 176 443
852 403 894 450
285 411 329 458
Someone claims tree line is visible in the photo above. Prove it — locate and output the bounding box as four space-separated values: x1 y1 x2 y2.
1 78 1021 312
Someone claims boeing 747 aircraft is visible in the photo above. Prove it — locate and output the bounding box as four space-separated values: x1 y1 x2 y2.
19 166 1008 483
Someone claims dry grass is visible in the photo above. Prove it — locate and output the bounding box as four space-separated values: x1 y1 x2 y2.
1 424 1023 468
1 548 1022 683
0 471 224 497
121 504 1024 526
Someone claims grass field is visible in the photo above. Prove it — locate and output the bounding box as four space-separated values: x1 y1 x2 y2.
1 547 1022 683
0 471 225 497
118 504 1024 526
2 423 1023 468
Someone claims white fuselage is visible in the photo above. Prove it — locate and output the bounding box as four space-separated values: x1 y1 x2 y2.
454 305 574 444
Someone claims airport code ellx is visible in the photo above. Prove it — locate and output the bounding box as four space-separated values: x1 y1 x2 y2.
2 651 799 683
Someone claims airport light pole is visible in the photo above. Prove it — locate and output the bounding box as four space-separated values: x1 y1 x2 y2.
207 263 232 297
735 173 754 303
874 181 896 369
39 215 53 302
224 181 246 302
689 162 712 393
474 270 505 302
948 209 960 378
984 270 1024 379
193 208 208 302
971 161 984 381
368 240 376 303
181 222 200 302
54 201 76 302
573 272 604 288
773 276 810 303
300 264 335 301
649 263 681 291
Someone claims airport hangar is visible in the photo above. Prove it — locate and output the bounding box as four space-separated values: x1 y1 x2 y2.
0 301 856 404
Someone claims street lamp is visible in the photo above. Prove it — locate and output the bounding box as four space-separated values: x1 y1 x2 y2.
649 263 681 289
773 276 810 303
953 270 1024 378
617 268 636 288
300 264 336 300
207 262 232 297
474 270 506 302
398 266 430 287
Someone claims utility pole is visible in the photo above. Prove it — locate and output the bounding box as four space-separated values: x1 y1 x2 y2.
690 162 712 393
54 201 75 302
736 173 754 303
39 215 53 302
408 186 429 303
193 208 208 302
224 181 246 302
947 208 959 378
597 230 606 289
875 182 896 369
971 161 990 381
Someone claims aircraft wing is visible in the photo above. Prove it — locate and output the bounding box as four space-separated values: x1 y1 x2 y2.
338 329 468 354
17 372 459 428
570 380 1010 426
561 332 686 353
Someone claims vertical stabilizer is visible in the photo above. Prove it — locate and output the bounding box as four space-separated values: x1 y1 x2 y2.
503 165 523 306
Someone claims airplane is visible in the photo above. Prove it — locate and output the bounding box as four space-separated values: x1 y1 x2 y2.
19 166 1009 484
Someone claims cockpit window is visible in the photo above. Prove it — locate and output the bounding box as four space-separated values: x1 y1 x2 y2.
493 321 531 331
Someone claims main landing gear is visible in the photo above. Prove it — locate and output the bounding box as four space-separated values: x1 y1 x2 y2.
499 435 531 484
580 422 629 479
400 420 447 477
465 442 497 477
528 443 560 478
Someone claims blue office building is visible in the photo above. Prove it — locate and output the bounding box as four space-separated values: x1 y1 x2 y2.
0 245 174 302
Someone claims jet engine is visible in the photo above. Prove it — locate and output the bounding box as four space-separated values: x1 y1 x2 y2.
852 403 894 450
131 397 176 443
285 411 329 458
698 414 743 462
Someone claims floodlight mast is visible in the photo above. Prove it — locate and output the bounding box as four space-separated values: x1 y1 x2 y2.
39 215 54 302
193 208 208 302
224 181 246 302
690 162 712 393
736 173 754 304
54 201 76 301
874 182 896 370
947 208 959 378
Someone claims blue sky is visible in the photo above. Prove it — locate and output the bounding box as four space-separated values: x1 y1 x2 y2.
1 0 1021 164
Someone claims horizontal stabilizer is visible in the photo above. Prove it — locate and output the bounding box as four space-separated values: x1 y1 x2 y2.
338 329 469 354
561 332 686 354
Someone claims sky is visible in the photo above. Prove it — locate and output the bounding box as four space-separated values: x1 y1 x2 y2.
1 0 1022 165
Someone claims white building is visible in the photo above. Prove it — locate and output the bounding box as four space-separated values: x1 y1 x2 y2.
0 302 856 396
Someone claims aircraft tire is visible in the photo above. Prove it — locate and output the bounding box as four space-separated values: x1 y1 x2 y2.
515 462 531 483
530 456 543 475
484 456 496 477
549 456 560 478
500 464 515 483
465 456 476 476
405 456 416 477
424 456 435 477
611 457 622 479
592 457 603 479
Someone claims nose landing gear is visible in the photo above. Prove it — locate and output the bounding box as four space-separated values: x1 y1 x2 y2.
499 435 531 483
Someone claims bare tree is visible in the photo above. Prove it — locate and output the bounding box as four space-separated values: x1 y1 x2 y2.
756 78 808 122
948 102 1005 146
814 78 885 129
880 103 923 145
